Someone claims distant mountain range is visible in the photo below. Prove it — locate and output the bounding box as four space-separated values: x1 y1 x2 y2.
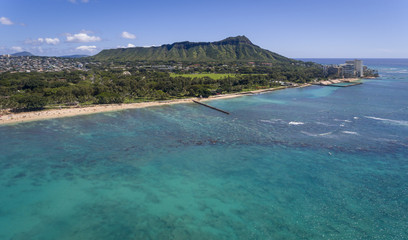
7 52 89 58
11 51 34 57
93 36 295 63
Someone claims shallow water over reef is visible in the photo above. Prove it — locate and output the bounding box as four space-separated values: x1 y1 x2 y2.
0 59 407 239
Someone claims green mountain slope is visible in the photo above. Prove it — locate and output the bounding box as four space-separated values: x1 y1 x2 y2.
93 36 294 63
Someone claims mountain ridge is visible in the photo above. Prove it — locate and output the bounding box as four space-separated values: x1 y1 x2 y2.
93 36 295 63
11 51 34 57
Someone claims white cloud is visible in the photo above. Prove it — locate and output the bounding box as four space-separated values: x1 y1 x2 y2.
66 33 101 43
11 46 23 52
121 31 136 39
44 38 60 45
0 17 13 25
76 45 97 52
25 37 60 45
117 43 136 48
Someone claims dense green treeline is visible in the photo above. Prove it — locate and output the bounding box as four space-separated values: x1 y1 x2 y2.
0 62 324 111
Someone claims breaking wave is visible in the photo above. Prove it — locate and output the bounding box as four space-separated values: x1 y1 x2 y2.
301 131 332 137
260 119 282 124
334 119 352 123
289 121 304 125
342 131 359 135
365 116 408 127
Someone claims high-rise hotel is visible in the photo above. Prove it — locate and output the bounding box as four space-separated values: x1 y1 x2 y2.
344 60 363 77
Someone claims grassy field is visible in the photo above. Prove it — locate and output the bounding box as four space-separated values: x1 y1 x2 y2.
170 73 236 80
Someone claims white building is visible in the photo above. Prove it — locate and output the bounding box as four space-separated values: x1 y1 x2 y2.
345 60 363 77
354 60 363 77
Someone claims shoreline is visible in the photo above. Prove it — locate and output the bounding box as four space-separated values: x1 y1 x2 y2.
317 77 361 85
0 84 310 125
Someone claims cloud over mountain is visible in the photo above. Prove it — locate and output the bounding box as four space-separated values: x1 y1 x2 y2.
117 43 136 48
76 45 97 52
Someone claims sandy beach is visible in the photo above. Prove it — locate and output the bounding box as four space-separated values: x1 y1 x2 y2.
0 84 310 125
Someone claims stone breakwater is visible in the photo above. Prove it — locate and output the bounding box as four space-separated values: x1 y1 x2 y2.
318 78 360 86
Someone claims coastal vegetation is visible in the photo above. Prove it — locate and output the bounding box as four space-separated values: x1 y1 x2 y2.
0 62 323 111
0 36 377 112
169 73 236 80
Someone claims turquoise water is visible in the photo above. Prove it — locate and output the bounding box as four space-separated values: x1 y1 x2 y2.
329 81 362 87
0 60 407 239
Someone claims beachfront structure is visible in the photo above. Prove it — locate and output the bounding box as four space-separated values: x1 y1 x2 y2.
354 60 363 77
325 59 364 78
341 63 355 78
345 60 363 77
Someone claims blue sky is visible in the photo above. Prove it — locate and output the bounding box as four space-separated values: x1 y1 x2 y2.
0 0 407 57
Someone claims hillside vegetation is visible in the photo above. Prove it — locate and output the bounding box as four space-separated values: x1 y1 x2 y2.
93 36 295 63
0 36 328 112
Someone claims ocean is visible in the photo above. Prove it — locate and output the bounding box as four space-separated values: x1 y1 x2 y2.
0 59 407 239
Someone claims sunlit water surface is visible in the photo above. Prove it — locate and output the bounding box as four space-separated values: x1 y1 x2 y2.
0 59 407 239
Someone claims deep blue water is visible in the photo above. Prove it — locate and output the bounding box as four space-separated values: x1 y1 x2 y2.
0 59 407 239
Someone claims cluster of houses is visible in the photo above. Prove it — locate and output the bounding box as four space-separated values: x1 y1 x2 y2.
0 55 87 73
